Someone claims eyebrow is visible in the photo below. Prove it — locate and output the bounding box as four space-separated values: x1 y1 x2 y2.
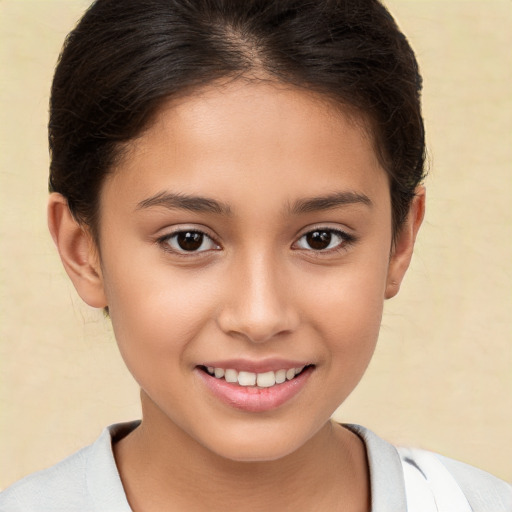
289 191 372 214
136 191 231 215
136 190 371 216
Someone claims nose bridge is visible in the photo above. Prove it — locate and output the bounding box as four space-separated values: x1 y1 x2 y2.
217 247 298 343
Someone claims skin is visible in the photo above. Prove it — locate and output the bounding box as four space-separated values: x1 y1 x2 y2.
48 80 424 511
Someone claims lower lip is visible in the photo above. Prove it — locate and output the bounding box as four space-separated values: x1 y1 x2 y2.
196 367 314 413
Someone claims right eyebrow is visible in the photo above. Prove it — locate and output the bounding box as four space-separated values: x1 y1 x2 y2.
135 191 232 215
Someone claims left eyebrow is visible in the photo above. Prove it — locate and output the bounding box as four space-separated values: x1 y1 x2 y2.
136 191 231 215
289 191 372 214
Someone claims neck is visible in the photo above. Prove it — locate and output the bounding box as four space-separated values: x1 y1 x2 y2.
114 401 370 512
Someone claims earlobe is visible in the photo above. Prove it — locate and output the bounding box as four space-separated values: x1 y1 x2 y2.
385 186 426 299
47 193 108 308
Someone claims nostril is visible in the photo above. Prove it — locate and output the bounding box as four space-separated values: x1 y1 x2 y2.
215 273 300 343
216 309 299 344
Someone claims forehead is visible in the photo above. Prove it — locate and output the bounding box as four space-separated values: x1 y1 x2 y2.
102 79 389 217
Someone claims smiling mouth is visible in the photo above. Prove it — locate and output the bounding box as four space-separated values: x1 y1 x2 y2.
198 365 313 389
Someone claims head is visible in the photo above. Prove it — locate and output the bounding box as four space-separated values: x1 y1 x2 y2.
49 0 425 242
48 0 425 461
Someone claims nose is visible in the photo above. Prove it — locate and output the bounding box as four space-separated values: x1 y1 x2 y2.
216 252 300 344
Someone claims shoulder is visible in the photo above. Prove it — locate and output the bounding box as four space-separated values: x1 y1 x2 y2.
345 424 511 512
0 444 94 512
398 446 512 512
0 423 137 512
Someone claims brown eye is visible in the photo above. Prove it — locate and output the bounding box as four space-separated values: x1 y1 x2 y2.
177 232 203 251
163 230 219 253
306 231 333 250
294 228 353 252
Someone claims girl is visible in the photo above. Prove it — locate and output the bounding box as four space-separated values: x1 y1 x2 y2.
1 0 510 510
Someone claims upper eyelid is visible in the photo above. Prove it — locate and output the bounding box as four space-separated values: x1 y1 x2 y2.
157 225 218 240
292 227 356 251
295 225 354 240
155 225 354 248
157 227 222 250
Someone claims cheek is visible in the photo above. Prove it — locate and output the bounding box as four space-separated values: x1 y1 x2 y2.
102 254 221 363
300 256 388 362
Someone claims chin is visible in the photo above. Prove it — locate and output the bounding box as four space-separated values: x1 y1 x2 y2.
218 443 295 463
215 445 297 463
199 420 323 463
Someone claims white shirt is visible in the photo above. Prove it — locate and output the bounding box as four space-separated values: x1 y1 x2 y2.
1 421 510 511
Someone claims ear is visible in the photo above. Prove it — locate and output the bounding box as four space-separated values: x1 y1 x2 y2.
47 193 108 308
385 186 426 299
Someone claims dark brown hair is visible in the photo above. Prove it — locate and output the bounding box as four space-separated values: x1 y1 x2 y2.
49 0 425 241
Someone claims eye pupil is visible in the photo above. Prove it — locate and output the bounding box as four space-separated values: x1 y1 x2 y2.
177 231 203 251
307 230 332 250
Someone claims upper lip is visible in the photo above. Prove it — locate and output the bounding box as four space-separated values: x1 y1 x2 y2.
199 358 313 373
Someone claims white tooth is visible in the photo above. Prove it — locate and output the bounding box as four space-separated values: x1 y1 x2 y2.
224 369 238 383
275 369 286 384
294 366 303 375
238 371 256 386
207 366 214 374
214 368 225 378
286 368 296 380
257 371 276 388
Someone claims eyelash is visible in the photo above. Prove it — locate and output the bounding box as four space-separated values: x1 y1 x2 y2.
293 227 356 255
157 227 356 256
157 229 221 256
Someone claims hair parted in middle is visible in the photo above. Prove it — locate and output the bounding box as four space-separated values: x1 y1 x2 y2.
49 0 425 241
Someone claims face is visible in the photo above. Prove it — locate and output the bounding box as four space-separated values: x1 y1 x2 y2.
94 80 398 461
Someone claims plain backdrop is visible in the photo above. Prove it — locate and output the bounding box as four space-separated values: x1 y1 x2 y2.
1 0 511 488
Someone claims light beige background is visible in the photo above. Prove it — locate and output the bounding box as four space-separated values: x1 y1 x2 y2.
1 0 511 489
